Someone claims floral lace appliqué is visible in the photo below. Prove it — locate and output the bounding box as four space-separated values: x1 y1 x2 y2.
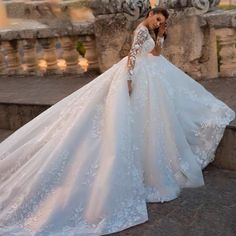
127 26 149 81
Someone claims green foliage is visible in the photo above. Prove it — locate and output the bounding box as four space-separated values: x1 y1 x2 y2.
76 41 86 57
219 4 236 10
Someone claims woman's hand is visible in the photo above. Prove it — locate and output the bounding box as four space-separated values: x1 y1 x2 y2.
158 22 167 36
127 80 132 96
151 22 167 57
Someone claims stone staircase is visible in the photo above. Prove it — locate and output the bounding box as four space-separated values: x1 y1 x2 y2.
0 75 235 170
200 77 236 171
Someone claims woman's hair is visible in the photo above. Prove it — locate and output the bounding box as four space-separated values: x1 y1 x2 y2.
146 6 169 40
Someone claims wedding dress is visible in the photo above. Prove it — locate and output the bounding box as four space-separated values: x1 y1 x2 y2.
0 23 235 236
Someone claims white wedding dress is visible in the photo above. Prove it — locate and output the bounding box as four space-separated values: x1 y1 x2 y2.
0 23 235 236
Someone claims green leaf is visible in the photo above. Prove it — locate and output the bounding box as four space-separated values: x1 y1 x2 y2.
76 41 86 57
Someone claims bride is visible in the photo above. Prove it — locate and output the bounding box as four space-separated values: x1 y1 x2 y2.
0 6 235 236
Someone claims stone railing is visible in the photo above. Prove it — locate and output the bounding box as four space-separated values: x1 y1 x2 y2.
0 19 98 75
206 10 236 78
0 1 235 80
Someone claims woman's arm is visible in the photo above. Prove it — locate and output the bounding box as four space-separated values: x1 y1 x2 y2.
151 22 167 56
151 35 164 56
127 27 149 82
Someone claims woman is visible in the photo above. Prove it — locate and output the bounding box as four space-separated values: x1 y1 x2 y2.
0 6 235 236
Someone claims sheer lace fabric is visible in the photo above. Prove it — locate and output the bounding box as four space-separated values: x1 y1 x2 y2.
0 24 235 235
127 24 154 81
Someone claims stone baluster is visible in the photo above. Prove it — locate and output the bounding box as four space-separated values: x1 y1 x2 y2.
201 28 218 79
22 39 37 74
38 38 58 73
0 44 6 75
81 35 99 70
216 29 236 77
2 40 21 75
60 36 83 74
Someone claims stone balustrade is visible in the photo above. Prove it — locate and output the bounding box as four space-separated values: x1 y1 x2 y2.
0 1 235 79
0 18 98 75
160 8 236 80
205 10 236 78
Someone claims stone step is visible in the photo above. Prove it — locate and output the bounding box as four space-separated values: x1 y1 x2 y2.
0 129 14 143
0 124 235 171
0 73 97 130
200 77 236 171
0 102 50 130
214 125 236 171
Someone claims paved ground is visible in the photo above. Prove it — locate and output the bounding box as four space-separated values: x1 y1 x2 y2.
0 72 98 105
0 74 235 107
111 164 236 236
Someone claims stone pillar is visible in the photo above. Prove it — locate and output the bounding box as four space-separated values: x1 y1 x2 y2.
94 13 133 73
162 15 204 80
38 38 58 73
216 28 236 78
60 36 83 74
22 39 37 74
200 27 218 79
2 40 21 75
0 44 6 75
81 35 99 70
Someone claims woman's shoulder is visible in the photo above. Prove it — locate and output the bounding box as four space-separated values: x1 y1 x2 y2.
134 23 149 33
134 23 150 37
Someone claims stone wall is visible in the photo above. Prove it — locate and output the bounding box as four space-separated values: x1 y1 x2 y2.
94 14 141 72
161 13 210 80
93 7 236 80
161 9 236 80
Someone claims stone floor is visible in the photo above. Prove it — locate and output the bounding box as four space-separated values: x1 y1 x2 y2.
0 72 98 106
111 164 236 236
0 74 235 108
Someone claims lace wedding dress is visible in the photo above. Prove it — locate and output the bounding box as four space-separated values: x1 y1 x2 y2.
0 23 235 236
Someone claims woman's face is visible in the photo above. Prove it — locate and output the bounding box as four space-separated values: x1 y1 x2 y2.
147 12 166 30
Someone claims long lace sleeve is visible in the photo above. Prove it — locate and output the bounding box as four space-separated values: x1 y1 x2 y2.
127 27 149 81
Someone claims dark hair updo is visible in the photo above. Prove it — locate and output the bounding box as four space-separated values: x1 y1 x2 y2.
146 6 169 40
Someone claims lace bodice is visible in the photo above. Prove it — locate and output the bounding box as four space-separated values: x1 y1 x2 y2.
127 24 155 81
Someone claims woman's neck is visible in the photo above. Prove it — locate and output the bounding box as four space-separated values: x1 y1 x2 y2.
141 19 150 30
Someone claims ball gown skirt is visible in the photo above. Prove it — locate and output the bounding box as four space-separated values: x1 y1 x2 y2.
0 51 235 235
